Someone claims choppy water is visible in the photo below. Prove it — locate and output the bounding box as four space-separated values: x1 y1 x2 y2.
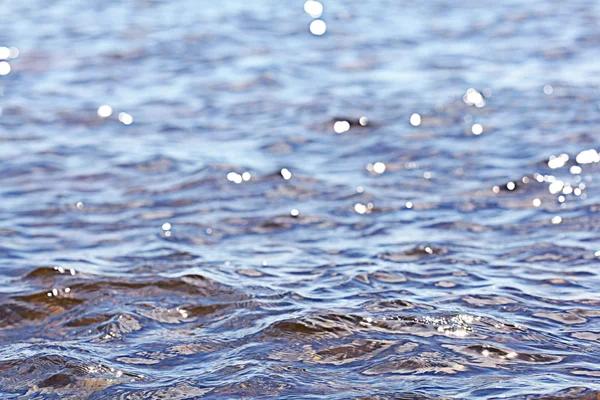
2 1 600 398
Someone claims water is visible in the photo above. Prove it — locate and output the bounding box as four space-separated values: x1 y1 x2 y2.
1 0 600 398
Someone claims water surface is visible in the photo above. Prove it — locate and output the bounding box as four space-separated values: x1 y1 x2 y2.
2 1 600 398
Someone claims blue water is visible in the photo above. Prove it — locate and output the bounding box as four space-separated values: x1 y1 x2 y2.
1 1 600 398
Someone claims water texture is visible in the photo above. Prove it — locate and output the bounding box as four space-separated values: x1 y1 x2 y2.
1 0 600 398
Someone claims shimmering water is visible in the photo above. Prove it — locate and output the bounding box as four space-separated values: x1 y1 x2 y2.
2 1 600 398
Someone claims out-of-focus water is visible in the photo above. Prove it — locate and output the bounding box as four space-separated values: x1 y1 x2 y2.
1 0 600 398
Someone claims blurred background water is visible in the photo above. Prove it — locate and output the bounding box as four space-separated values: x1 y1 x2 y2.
1 0 600 398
